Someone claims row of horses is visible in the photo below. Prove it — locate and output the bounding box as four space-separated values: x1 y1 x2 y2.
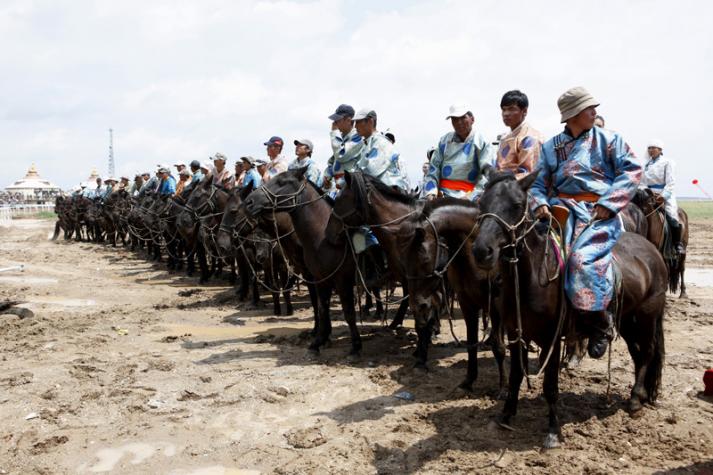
53 168 688 448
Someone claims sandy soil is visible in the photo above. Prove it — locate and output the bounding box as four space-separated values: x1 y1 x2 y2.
1 219 712 475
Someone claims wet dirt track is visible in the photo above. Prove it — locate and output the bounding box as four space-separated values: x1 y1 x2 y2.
1 219 712 474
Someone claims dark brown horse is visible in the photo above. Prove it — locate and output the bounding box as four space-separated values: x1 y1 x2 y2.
328 171 416 329
472 171 667 448
633 188 689 298
400 197 507 395
243 167 362 358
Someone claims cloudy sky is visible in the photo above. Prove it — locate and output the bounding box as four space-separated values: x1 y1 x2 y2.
2 0 712 196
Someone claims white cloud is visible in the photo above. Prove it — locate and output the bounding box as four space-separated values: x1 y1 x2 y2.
1 0 712 197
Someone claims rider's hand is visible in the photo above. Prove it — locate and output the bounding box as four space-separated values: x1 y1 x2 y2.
426 194 436 201
592 204 614 221
535 205 552 220
323 177 331 189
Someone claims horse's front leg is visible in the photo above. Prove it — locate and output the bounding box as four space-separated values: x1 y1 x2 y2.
500 342 526 429
542 337 562 448
308 284 333 355
338 280 362 360
458 297 480 391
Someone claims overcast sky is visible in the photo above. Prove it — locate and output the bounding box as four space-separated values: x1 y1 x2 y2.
2 0 712 196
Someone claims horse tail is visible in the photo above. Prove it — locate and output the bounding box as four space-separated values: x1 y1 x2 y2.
667 259 680 294
645 306 665 403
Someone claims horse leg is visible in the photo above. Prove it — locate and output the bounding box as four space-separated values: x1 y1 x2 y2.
308 285 333 354
227 259 236 285
373 288 385 321
306 282 319 336
412 305 436 370
389 283 409 329
338 282 362 360
679 261 688 299
458 298 480 392
363 292 373 319
489 309 508 399
282 268 293 316
197 244 209 284
542 338 562 449
52 222 60 240
500 343 525 429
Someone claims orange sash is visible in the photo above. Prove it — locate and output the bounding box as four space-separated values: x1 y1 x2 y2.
557 192 600 203
440 179 475 192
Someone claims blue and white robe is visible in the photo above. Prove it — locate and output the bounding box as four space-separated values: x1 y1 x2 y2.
325 127 364 189
531 126 642 311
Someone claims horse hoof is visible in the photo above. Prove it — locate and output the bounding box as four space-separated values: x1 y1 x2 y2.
543 433 561 449
458 380 474 392
629 398 643 415
305 348 320 360
679 293 689 300
413 362 428 372
285 309 294 316
346 352 361 363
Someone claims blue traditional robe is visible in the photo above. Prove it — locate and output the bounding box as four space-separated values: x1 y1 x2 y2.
425 128 495 199
355 132 409 191
288 156 322 187
325 127 364 189
241 168 262 190
531 126 642 311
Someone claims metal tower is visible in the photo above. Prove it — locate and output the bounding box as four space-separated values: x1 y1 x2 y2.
108 128 115 177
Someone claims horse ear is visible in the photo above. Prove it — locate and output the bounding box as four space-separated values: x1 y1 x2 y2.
518 169 540 191
240 181 254 200
293 166 308 180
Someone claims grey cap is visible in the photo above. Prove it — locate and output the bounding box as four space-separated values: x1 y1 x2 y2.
353 108 377 121
213 152 227 162
255 158 268 166
240 155 256 166
294 139 314 151
328 104 355 121
179 169 191 177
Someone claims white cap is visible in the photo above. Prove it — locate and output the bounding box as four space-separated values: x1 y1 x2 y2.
173 161 186 167
105 176 118 183
647 139 664 150
157 163 170 171
445 104 471 119
353 108 377 121
200 160 213 171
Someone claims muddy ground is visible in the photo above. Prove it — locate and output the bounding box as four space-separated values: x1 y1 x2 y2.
1 218 712 475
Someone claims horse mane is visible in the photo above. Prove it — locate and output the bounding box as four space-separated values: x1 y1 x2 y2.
362 173 417 206
483 170 516 191
304 179 333 206
421 196 478 217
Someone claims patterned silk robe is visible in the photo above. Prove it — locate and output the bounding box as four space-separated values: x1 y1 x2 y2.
425 128 495 199
531 126 642 311
325 127 364 189
496 122 544 178
641 154 679 222
355 132 409 190
288 156 322 186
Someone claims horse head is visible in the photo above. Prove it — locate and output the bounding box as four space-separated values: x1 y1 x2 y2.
472 169 538 272
243 167 308 217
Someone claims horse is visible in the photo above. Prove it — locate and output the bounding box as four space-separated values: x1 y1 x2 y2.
399 195 508 396
243 167 362 358
328 171 416 329
472 170 667 448
632 188 689 298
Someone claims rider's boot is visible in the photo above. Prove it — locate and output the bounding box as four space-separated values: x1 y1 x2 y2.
669 220 685 255
583 310 614 359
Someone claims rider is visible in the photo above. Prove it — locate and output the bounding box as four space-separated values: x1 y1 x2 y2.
101 177 118 200
532 86 642 359
240 156 263 190
157 166 176 196
212 153 235 190
424 105 495 200
129 173 144 197
289 139 322 185
641 139 684 254
323 104 364 192
175 168 191 196
263 136 289 181
496 90 544 178
352 108 409 190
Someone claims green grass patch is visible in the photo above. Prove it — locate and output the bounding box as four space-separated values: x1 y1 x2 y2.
680 200 713 220
12 211 57 220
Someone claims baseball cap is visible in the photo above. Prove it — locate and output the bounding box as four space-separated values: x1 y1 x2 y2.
353 108 377 121
240 155 256 166
189 160 201 168
213 152 227 162
328 104 355 121
173 161 186 168
263 136 284 147
445 105 471 119
294 138 314 151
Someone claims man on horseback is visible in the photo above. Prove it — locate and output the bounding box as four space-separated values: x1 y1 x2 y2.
496 90 544 178
263 136 289 181
352 108 409 190
212 153 235 190
239 156 263 189
324 104 363 192
157 166 176 196
532 86 642 359
424 105 495 200
289 139 322 185
641 139 685 255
